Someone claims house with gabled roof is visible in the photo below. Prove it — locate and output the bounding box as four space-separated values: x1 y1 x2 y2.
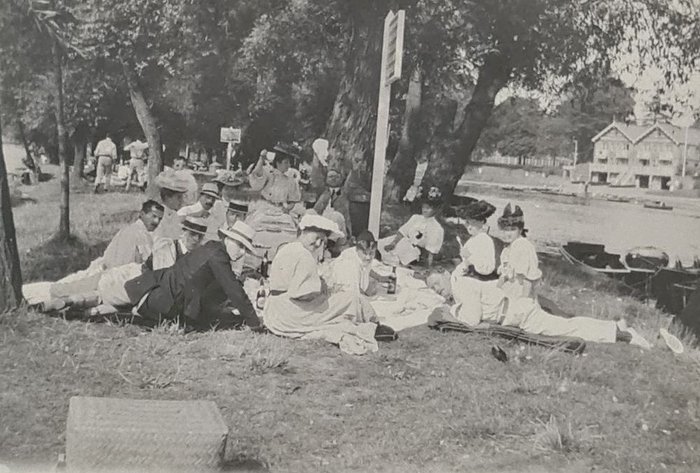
590 121 700 190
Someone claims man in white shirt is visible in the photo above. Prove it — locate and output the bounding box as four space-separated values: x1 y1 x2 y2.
124 139 148 192
177 182 220 219
93 132 117 193
154 172 189 240
101 200 165 269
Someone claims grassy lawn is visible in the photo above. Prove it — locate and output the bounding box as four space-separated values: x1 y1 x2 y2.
2 171 700 472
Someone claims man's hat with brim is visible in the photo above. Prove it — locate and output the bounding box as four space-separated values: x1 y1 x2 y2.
219 221 255 253
299 214 344 241
458 200 496 224
155 172 188 193
227 200 249 214
200 182 221 199
181 217 208 235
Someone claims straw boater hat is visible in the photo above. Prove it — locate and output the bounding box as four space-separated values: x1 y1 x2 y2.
227 200 249 214
155 172 188 193
299 214 344 241
218 221 255 253
458 200 496 224
200 182 220 199
497 203 525 230
181 217 208 235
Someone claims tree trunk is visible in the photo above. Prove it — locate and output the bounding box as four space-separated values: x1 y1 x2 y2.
384 65 422 203
325 1 387 189
71 139 86 182
71 122 89 182
0 100 23 312
121 57 163 198
54 45 70 240
17 120 38 184
422 54 511 196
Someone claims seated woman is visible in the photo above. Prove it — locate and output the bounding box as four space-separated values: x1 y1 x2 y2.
323 230 388 298
449 200 504 326
246 146 302 259
263 215 388 355
447 203 650 347
379 186 444 268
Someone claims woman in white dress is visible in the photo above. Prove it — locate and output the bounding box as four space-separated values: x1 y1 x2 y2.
263 215 388 354
379 186 444 268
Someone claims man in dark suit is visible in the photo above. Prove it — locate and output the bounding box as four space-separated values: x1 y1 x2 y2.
125 221 261 331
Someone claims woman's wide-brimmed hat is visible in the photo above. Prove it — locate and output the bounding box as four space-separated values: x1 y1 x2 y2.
497 203 525 229
218 221 256 253
299 214 344 241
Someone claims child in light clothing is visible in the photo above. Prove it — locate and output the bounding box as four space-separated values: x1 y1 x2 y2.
379 186 444 267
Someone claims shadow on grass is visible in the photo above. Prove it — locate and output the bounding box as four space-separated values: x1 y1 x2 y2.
21 234 109 283
222 457 268 472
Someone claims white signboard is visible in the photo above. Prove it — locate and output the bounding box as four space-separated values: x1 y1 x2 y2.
220 127 241 143
368 10 406 238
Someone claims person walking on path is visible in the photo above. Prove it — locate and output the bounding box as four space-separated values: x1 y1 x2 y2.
94 132 117 193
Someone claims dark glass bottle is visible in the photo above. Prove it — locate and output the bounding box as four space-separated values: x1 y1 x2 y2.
256 278 266 310
387 266 397 295
260 251 270 278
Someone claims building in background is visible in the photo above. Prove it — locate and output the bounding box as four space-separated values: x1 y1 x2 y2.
590 121 700 190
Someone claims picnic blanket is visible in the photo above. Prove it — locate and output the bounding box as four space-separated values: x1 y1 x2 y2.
369 263 446 331
427 307 586 355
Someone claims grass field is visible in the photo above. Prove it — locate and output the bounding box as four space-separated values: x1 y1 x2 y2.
2 170 700 472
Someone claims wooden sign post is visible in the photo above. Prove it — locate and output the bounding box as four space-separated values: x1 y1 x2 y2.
368 10 405 238
220 127 242 170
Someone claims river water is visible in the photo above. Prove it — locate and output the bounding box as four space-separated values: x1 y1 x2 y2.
462 188 700 265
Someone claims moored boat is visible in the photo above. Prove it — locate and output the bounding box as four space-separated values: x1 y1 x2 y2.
643 200 673 211
560 242 630 276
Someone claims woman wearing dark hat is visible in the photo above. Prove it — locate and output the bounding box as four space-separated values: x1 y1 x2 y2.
449 200 502 325
494 203 650 347
378 186 445 268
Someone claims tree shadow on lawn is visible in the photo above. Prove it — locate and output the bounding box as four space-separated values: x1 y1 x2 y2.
21 234 110 283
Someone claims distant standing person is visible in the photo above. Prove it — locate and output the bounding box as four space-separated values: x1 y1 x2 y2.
124 139 149 192
93 132 117 193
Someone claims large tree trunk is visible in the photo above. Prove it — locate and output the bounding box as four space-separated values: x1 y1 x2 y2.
325 1 386 189
422 54 511 196
54 46 70 240
0 100 23 311
384 65 422 203
323 0 390 236
121 58 163 198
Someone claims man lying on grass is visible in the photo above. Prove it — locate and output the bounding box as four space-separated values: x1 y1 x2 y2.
125 221 262 332
446 201 650 347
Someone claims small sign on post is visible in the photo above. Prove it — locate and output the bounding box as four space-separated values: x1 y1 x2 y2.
368 10 405 238
220 127 241 170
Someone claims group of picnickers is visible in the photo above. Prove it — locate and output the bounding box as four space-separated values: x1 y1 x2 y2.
23 135 653 355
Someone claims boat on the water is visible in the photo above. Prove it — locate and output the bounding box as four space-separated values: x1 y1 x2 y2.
605 195 631 203
643 200 673 211
560 242 630 275
624 246 670 272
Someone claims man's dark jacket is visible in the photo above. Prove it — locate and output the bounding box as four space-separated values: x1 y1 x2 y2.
125 240 259 329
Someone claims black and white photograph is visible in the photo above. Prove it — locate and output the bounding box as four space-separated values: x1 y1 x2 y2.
1 0 699 472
